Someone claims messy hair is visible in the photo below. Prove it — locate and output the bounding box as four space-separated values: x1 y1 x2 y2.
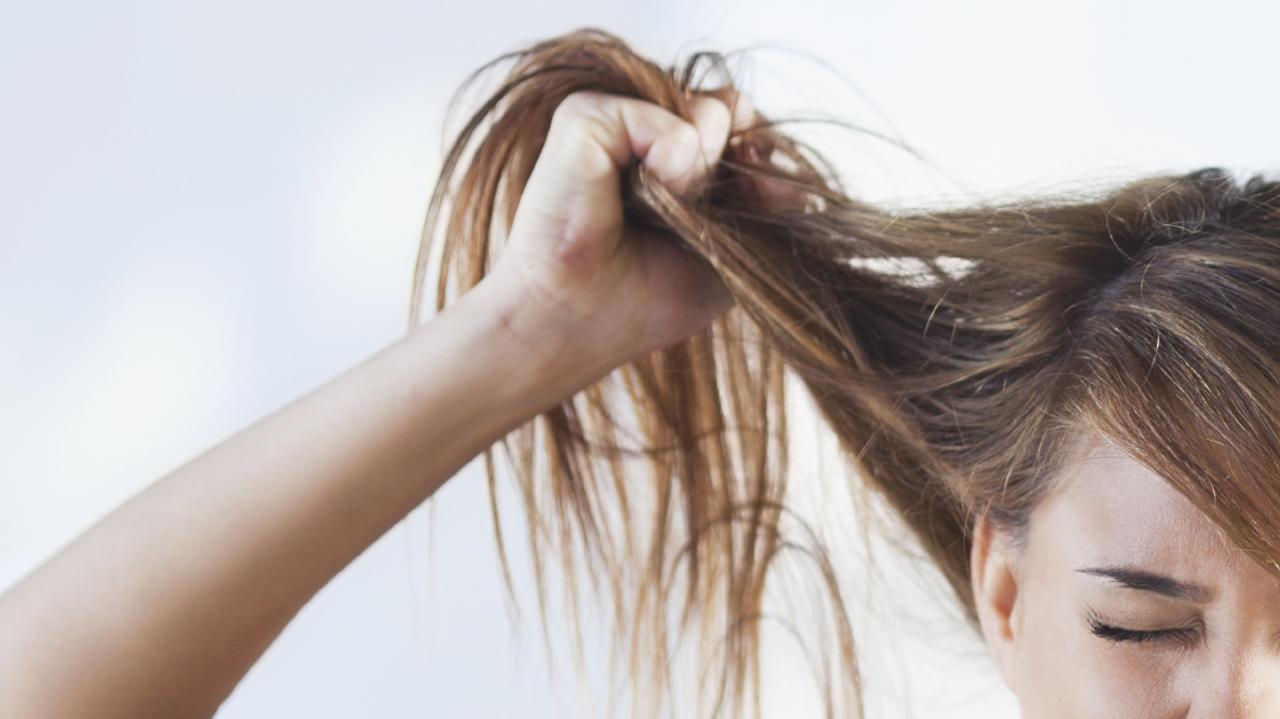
409 26 1280 718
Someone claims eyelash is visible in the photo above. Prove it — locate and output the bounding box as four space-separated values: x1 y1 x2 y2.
1085 609 1201 647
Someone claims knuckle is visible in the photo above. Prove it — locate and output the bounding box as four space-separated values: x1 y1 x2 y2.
551 91 608 131
546 92 620 176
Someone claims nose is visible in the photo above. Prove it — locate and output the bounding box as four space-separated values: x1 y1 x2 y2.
1189 648 1280 718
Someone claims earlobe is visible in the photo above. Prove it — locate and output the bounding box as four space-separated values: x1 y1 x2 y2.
970 513 1021 689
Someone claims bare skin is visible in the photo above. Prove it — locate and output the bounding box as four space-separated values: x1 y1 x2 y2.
0 88 786 718
972 433 1280 717
16 77 1276 719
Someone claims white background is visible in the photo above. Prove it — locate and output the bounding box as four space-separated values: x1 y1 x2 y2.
3 1 1278 717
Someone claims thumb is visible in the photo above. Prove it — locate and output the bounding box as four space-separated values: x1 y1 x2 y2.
507 91 729 282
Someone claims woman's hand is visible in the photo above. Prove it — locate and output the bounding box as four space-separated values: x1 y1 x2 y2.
481 88 769 376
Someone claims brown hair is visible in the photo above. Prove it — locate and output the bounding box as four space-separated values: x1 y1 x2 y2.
410 26 1280 718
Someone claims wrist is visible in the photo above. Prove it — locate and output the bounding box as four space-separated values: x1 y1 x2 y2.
450 272 616 418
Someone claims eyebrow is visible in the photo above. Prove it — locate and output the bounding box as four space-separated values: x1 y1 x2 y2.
1075 565 1214 603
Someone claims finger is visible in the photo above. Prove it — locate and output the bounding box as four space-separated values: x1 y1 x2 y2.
539 91 732 203
699 87 756 134
699 87 772 154
635 94 729 197
696 89 804 212
754 173 808 212
679 94 732 197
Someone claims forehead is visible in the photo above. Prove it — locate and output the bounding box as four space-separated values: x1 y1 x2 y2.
1028 435 1241 572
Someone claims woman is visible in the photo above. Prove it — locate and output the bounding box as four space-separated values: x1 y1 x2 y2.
4 28 1280 718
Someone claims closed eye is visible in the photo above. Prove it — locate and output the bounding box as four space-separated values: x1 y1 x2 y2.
1085 609 1201 646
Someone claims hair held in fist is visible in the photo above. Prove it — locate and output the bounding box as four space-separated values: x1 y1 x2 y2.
412 26 1280 719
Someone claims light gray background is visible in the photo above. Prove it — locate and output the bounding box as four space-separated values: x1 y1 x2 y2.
3 1 1277 716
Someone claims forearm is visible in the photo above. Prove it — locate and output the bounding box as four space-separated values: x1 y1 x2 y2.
0 275 585 719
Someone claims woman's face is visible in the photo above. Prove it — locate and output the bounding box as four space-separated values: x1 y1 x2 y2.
971 435 1280 717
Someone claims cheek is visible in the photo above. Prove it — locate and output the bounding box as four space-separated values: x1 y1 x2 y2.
1010 590 1179 717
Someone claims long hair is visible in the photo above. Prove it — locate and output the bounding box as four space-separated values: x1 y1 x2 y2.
409 26 1280 718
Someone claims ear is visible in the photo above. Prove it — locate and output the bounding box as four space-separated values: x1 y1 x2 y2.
970 512 1021 690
